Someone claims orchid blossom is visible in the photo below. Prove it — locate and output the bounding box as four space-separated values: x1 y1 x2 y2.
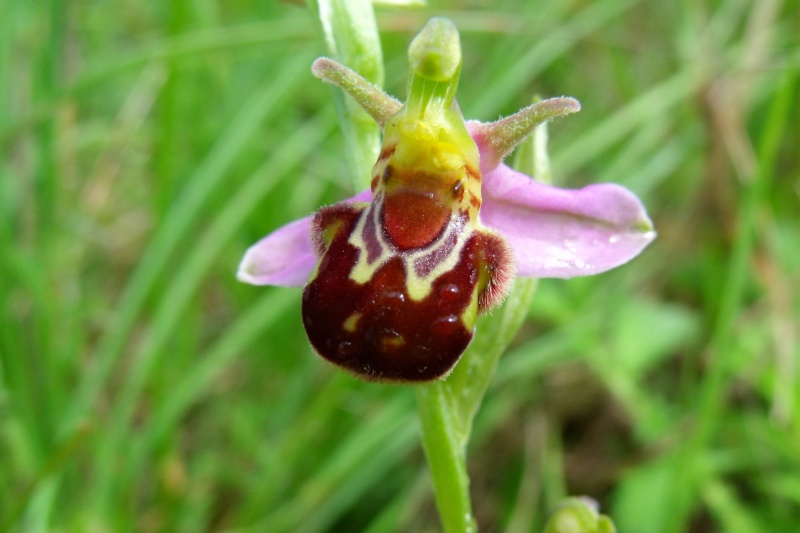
238 18 654 383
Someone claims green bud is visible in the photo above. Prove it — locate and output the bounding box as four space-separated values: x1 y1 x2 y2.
543 497 617 533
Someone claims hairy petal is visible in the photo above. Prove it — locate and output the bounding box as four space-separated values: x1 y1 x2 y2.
467 98 581 172
237 190 371 287
481 163 655 278
312 58 402 126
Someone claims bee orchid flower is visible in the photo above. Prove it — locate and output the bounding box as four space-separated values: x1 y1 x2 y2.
238 18 655 383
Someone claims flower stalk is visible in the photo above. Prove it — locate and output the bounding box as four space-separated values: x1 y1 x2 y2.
416 383 477 533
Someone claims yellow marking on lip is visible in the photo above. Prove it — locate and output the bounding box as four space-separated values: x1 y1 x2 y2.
343 313 361 333
381 334 406 350
460 278 481 328
319 219 346 250
348 198 392 285
404 217 476 301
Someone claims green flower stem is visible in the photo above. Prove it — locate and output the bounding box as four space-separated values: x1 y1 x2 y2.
416 384 476 533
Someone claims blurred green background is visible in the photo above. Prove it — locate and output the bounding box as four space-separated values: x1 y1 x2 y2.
1 0 798 531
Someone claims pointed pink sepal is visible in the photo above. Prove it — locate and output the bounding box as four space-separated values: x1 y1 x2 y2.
237 191 371 287
481 163 655 278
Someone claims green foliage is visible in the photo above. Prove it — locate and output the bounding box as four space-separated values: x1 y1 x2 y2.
1 0 798 531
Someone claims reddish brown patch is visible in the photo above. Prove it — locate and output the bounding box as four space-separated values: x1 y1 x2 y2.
466 165 481 183
302 214 483 382
451 180 464 201
382 190 449 250
379 146 396 160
